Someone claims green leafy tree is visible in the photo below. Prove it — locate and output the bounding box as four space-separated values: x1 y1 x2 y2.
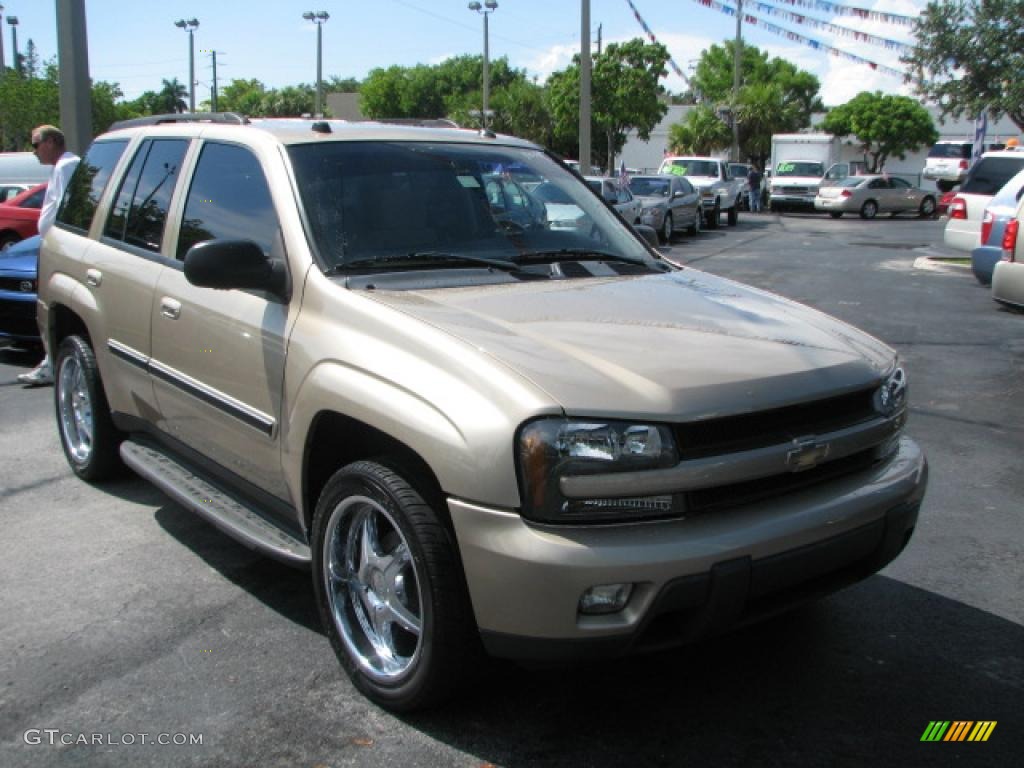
326 76 361 93
548 38 670 170
903 0 1024 131
682 41 823 166
216 78 268 116
667 106 732 155
259 84 317 117
822 91 939 172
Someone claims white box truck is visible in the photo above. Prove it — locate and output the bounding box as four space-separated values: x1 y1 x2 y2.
768 134 842 212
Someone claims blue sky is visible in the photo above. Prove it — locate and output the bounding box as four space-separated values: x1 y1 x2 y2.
3 0 924 106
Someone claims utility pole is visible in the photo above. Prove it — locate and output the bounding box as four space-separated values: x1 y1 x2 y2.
209 51 225 112
580 0 591 174
56 0 92 155
596 23 602 56
732 0 742 162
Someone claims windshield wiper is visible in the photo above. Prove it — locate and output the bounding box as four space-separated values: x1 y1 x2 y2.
511 249 644 266
326 252 520 274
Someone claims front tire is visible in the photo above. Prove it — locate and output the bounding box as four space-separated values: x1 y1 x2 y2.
660 212 674 243
54 335 124 481
705 203 721 229
860 200 879 219
727 201 739 226
687 207 702 235
312 460 478 712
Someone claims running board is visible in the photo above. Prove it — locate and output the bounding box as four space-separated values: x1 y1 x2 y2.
120 440 311 567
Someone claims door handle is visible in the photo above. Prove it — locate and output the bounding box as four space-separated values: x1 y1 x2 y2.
86 269 102 287
160 297 182 320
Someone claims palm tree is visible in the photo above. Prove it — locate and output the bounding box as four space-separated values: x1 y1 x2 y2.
157 78 189 114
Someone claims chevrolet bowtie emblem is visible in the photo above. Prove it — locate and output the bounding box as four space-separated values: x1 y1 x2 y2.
786 437 830 472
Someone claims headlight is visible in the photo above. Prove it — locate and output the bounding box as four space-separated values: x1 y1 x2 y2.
875 366 907 417
517 418 679 524
640 206 660 217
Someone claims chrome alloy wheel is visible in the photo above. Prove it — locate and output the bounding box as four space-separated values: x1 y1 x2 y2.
57 353 95 465
323 495 423 682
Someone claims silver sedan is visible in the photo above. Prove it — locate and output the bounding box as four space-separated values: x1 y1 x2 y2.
815 175 937 219
628 175 703 243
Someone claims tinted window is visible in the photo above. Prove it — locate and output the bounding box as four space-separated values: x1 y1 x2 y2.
927 143 971 159
105 139 189 252
20 187 47 208
962 157 1024 196
177 142 281 260
890 177 911 189
56 140 129 232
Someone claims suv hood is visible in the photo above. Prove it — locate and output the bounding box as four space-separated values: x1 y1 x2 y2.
367 269 894 419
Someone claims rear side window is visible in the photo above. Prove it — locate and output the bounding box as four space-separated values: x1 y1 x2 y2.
105 139 189 252
961 157 1024 196
176 142 281 260
56 140 129 233
927 143 971 159
21 187 46 208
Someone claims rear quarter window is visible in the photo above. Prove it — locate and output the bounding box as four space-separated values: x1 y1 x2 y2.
56 140 129 233
927 143 971 160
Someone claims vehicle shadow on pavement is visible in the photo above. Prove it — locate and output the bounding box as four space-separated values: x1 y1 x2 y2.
406 576 1022 767
153 502 319 633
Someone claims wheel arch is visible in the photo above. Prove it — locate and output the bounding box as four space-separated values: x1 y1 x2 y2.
302 411 448 539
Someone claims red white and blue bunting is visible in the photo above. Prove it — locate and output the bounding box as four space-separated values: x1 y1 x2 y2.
768 0 917 28
693 0 910 80
748 2 914 53
624 0 691 85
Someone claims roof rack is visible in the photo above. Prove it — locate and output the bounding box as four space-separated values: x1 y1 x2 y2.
109 112 250 131
367 118 461 129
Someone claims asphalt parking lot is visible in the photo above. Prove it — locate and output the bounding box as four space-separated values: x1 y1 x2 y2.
1 211 1021 768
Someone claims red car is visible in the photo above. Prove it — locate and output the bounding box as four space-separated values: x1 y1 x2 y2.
0 182 46 251
936 189 958 216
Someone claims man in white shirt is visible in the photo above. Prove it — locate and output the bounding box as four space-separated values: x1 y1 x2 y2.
17 125 80 387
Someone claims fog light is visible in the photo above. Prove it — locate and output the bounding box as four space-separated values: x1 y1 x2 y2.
579 583 633 615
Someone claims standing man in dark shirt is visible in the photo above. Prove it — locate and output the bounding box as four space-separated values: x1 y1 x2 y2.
747 166 763 213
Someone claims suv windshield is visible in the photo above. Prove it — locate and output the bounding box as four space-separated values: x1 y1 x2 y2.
775 162 825 177
288 142 655 272
661 159 718 177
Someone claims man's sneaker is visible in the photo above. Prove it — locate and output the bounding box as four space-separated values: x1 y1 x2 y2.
17 359 53 387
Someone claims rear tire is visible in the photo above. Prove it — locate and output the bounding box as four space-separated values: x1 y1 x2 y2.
919 196 936 218
312 460 479 712
859 200 878 219
54 335 124 481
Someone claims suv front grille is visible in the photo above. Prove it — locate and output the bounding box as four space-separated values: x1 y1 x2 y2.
675 387 877 460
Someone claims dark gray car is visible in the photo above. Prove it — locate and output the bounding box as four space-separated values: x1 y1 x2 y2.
629 175 703 243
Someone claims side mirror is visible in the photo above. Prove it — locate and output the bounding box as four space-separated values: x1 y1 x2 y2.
184 239 289 300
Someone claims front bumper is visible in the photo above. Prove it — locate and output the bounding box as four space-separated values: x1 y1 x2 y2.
449 437 926 660
0 287 40 341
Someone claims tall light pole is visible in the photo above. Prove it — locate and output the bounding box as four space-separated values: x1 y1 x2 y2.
7 14 18 75
0 5 6 77
468 1 497 131
174 18 199 112
303 11 329 118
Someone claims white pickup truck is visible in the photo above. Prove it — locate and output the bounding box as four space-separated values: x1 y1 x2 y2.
657 156 745 228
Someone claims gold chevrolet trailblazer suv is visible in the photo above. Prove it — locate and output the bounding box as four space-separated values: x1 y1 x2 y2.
38 114 928 711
